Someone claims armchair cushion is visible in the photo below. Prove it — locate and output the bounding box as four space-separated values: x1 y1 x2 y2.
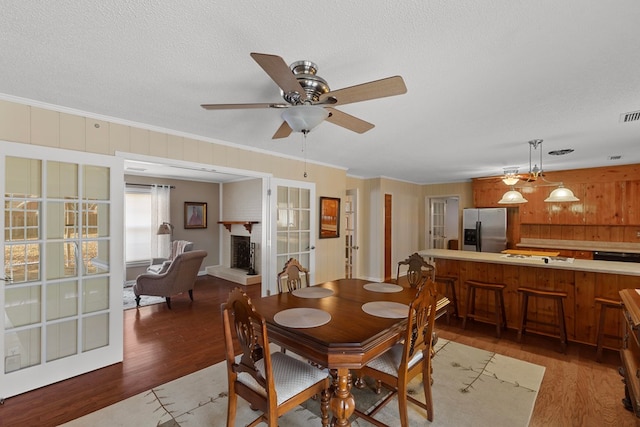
147 240 193 274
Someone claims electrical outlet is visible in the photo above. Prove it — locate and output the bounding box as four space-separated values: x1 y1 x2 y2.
637 231 640 237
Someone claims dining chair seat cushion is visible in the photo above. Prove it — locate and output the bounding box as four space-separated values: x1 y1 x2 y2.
237 351 329 405
365 343 423 377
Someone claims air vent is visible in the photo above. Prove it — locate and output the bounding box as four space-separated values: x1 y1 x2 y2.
620 110 640 123
548 149 574 156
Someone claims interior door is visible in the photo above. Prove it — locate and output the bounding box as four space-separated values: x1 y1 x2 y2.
344 190 358 278
268 178 315 295
430 198 446 249
1 141 123 399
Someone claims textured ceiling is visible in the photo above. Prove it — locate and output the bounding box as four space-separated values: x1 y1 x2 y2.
2 1 640 184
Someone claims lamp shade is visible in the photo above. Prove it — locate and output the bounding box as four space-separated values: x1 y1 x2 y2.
498 189 528 204
281 105 329 133
157 222 173 235
544 186 579 202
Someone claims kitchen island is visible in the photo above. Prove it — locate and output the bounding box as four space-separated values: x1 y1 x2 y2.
420 249 640 348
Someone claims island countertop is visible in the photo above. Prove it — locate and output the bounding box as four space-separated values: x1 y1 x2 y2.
419 249 640 277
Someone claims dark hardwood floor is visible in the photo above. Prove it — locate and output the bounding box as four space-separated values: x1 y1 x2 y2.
0 276 636 426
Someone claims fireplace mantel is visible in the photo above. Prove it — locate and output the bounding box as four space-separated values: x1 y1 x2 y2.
218 221 259 233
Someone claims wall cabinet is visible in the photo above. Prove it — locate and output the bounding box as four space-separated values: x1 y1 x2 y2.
584 181 625 225
473 165 640 226
625 181 640 225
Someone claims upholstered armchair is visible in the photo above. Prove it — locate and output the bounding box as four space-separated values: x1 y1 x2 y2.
147 240 193 274
133 250 207 309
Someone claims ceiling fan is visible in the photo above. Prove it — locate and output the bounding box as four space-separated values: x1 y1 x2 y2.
201 53 407 139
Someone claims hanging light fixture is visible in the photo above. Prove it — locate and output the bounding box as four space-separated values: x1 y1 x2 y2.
501 167 520 186
281 105 329 134
544 185 579 202
498 186 528 204
496 139 579 204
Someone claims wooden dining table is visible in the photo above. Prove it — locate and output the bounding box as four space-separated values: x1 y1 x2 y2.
250 278 449 427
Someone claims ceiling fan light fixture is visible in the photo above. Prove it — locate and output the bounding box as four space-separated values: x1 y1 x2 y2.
544 185 580 202
281 105 329 133
498 188 528 204
501 167 520 185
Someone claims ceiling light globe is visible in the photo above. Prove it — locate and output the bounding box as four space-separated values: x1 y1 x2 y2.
281 105 329 133
502 177 520 186
544 186 579 202
498 189 528 204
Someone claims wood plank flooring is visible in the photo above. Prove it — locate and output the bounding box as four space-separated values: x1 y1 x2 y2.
0 276 636 426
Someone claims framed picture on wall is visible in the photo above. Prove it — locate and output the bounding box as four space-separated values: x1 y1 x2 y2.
185 202 207 229
319 197 340 238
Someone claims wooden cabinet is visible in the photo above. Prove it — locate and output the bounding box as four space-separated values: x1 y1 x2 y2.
619 289 640 417
584 182 625 225
518 186 550 224
625 181 640 225
473 179 507 208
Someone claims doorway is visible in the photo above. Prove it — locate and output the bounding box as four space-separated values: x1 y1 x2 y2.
344 189 358 278
428 196 460 250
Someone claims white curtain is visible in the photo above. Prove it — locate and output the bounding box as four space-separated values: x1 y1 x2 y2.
151 185 171 258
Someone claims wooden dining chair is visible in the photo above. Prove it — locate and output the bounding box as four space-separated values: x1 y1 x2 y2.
277 257 310 293
222 287 330 427
354 278 439 426
396 252 435 289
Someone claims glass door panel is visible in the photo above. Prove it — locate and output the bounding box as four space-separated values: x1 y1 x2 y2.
2 141 123 399
271 180 314 295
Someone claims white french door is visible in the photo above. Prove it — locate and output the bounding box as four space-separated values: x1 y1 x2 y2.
430 198 447 249
1 141 123 399
268 178 315 295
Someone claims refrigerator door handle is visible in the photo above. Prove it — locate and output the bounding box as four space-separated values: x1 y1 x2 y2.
476 221 482 252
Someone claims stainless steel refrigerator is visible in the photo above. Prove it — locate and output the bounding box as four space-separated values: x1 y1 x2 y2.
462 208 507 253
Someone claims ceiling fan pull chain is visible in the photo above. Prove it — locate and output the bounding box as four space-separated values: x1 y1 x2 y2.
302 132 308 178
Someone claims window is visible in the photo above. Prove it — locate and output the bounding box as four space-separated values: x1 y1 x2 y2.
124 184 171 264
125 188 152 263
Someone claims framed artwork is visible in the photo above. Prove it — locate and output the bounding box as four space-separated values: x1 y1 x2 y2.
184 202 207 229
319 197 340 239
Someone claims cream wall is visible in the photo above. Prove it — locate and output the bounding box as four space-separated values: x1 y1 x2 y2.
0 99 348 285
0 98 474 285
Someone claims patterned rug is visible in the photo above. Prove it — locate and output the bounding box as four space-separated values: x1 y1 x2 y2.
122 284 166 310
60 339 545 426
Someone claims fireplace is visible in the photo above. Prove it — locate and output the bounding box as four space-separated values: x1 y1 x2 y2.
230 235 251 270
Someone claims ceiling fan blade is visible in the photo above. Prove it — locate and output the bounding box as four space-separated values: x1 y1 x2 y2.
319 76 407 106
250 52 307 103
201 102 288 110
325 108 374 134
272 121 293 139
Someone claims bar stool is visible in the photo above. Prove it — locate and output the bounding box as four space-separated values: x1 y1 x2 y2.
462 280 507 338
595 297 623 363
517 287 568 352
435 275 459 322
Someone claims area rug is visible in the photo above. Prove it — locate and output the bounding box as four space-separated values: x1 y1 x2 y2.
60 339 545 426
122 283 166 310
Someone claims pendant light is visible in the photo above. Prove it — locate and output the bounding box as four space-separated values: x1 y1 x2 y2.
544 185 579 202
496 139 579 204
498 187 528 204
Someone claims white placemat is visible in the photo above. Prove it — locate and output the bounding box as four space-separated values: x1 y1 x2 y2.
362 301 409 318
291 287 334 298
363 282 403 293
273 308 332 328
